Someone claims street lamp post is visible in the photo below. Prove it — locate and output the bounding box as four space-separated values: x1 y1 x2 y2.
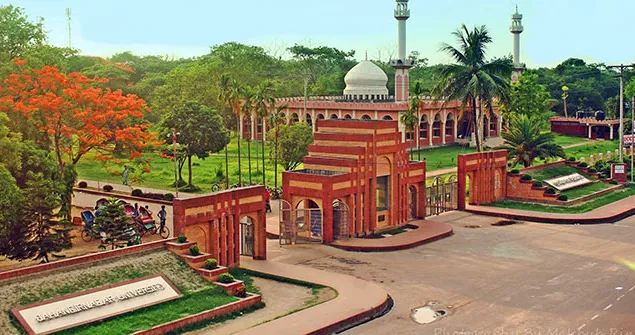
562 86 569 118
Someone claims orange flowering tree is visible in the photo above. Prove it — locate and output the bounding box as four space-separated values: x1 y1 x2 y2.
0 61 158 172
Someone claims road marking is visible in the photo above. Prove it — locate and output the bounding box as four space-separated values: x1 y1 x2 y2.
578 324 586 331
604 304 613 311
617 294 625 301
629 285 635 292
612 224 632 228
591 314 599 320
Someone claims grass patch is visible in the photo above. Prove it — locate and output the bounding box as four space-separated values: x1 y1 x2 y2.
75 135 291 193
409 145 476 172
487 185 635 214
553 134 589 147
529 165 589 181
56 287 237 335
229 268 260 294
564 140 620 160
561 181 611 200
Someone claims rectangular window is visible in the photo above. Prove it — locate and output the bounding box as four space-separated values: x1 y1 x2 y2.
376 176 389 210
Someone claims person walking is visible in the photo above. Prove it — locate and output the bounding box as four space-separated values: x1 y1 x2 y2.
264 188 271 213
122 165 130 185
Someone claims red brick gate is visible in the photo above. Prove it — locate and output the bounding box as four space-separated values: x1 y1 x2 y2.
457 150 508 210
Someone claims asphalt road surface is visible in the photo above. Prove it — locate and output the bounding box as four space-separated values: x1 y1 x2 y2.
265 211 635 335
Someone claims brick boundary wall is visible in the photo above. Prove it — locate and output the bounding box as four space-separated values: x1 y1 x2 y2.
506 184 624 206
130 294 262 335
0 239 173 283
74 187 173 206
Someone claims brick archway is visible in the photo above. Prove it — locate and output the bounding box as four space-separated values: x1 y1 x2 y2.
457 150 508 209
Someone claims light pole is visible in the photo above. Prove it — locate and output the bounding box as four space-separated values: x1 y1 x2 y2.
562 86 569 118
169 129 180 198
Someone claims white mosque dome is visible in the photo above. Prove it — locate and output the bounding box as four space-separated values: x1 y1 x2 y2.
343 60 389 101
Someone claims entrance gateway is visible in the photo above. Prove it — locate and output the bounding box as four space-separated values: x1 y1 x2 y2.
425 175 458 216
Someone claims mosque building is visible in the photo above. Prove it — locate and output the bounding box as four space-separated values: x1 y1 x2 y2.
240 0 524 150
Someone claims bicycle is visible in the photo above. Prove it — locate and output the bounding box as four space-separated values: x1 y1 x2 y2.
212 180 228 192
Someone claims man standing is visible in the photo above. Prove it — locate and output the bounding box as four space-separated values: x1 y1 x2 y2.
122 165 130 185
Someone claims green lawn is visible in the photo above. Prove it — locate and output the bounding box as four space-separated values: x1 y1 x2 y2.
487 185 635 214
522 164 612 200
410 145 476 172
57 287 237 335
563 140 620 160
553 134 589 147
76 136 289 193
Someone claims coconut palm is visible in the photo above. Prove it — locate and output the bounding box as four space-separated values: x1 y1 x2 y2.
498 115 565 168
217 74 233 189
410 81 427 161
269 104 288 189
254 80 275 185
433 24 512 152
241 85 255 185
400 104 418 161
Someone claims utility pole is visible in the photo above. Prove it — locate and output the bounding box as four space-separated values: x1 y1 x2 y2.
169 129 180 198
66 8 72 49
607 64 635 162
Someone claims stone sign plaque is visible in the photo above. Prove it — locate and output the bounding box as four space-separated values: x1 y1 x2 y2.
12 273 182 335
544 173 592 191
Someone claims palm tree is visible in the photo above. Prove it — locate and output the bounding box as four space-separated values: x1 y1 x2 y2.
498 115 565 168
410 81 427 161
269 104 288 190
254 80 275 186
219 74 243 186
217 75 232 189
241 85 254 185
433 24 512 152
400 105 418 161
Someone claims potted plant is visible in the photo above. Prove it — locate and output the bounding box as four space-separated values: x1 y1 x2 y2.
78 181 88 188
566 156 578 166
197 258 228 282
544 187 558 197
215 273 245 296
520 174 533 183
204 258 218 270
557 194 568 202
577 162 589 172
509 169 521 175
177 235 187 243
532 181 546 189
166 235 197 252
189 245 200 256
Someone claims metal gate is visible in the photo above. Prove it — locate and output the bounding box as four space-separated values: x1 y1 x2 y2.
239 216 254 256
279 200 323 245
426 175 458 216
332 200 350 241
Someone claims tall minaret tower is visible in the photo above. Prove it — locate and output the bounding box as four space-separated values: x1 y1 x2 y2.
392 0 414 102
510 5 525 82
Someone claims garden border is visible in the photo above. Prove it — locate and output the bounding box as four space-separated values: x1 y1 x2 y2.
73 187 173 206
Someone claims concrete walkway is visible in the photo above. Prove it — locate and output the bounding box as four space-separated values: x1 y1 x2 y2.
237 258 391 335
331 220 453 252
80 179 197 199
466 195 635 224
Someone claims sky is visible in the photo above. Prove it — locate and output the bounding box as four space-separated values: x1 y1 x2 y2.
3 0 635 68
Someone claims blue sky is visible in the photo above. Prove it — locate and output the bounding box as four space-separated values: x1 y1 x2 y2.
4 0 635 67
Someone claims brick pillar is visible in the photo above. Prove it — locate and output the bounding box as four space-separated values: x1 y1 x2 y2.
457 155 467 210
172 199 186 236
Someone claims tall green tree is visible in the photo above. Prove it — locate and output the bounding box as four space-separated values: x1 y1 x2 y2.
409 81 427 160
400 106 417 161
0 5 45 62
269 122 314 171
498 115 565 168
269 104 288 189
92 199 138 250
219 74 243 186
433 24 512 152
254 80 275 185
501 72 557 128
159 101 229 188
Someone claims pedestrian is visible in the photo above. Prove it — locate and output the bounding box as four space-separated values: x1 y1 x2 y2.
144 205 153 216
158 205 167 228
264 189 271 213
133 203 139 218
122 165 129 185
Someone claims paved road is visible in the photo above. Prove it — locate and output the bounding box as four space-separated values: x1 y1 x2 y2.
265 212 635 334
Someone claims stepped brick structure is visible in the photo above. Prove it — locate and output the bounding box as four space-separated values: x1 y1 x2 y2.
282 119 427 245
172 186 267 268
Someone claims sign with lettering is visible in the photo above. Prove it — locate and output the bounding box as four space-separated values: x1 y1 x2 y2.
625 135 634 146
544 173 592 191
11 274 182 335
612 163 628 183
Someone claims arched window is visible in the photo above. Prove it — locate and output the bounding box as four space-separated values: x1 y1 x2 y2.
291 113 299 124
382 115 393 120
445 114 454 136
433 113 442 138
317 114 325 120
419 115 429 139
306 113 312 126
330 114 339 119
344 114 352 119
361 115 372 120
